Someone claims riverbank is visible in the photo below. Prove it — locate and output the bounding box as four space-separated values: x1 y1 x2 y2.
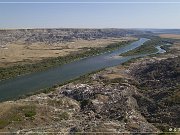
120 38 174 56
16 38 169 100
0 38 148 102
0 40 133 81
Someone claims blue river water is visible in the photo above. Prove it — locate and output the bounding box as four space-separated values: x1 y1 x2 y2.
0 38 165 101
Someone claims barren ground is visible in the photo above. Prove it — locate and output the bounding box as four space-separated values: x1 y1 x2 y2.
159 34 180 39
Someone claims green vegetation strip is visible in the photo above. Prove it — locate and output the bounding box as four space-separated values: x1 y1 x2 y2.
120 38 171 56
0 40 132 81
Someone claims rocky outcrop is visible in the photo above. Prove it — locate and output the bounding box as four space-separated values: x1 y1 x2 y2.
129 56 180 131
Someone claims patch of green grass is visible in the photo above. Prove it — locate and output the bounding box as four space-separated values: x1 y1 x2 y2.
19 105 36 118
0 120 10 129
0 108 23 129
0 105 37 129
58 112 69 120
24 110 36 118
0 115 22 129
120 40 159 56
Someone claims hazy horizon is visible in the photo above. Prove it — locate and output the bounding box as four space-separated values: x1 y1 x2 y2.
1 28 180 30
1 0 180 29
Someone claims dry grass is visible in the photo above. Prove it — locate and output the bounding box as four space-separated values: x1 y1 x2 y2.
0 102 16 117
171 42 180 51
0 37 136 67
99 66 131 80
0 95 80 132
159 34 180 39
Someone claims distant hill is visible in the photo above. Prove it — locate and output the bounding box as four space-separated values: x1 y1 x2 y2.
146 29 180 34
0 28 143 46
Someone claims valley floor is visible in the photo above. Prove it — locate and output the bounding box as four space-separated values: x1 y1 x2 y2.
0 40 179 134
0 37 135 67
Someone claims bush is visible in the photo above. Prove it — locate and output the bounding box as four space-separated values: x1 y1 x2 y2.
58 112 69 120
24 110 36 118
21 105 36 118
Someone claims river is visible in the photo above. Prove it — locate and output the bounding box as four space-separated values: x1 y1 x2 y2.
0 38 165 101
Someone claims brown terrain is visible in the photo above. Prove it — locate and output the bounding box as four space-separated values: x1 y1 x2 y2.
159 34 180 39
0 28 179 133
0 35 179 134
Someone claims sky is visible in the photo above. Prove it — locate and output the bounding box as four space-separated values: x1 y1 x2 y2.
0 0 180 29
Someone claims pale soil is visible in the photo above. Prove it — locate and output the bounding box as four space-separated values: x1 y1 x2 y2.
159 34 180 39
0 37 136 67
